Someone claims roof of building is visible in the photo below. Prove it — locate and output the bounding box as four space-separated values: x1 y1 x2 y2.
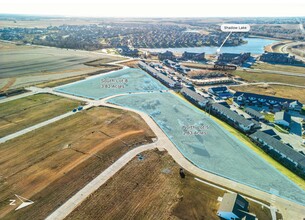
181 87 208 104
139 61 176 85
234 91 301 105
159 50 174 56
275 111 291 124
261 52 290 58
183 51 205 56
250 131 305 168
211 103 254 127
218 193 250 217
262 129 278 137
209 86 228 93
245 107 263 118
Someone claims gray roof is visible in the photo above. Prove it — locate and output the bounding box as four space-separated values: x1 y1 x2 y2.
234 91 301 105
218 193 249 217
181 87 208 104
139 61 176 85
245 107 263 118
212 103 254 127
274 111 291 123
250 131 305 168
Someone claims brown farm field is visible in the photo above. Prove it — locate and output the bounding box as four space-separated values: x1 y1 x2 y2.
0 41 127 90
231 70 305 86
230 84 305 104
0 93 81 137
65 150 273 220
0 106 156 219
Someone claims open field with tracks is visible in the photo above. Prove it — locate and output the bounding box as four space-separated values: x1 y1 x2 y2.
0 107 155 219
0 93 80 137
231 70 305 86
0 41 126 90
65 150 273 220
252 62 305 74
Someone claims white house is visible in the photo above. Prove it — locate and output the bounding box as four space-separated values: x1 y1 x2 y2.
274 111 291 127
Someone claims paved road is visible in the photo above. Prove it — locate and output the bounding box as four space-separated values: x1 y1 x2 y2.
281 41 305 63
45 142 159 220
44 92 305 220
0 103 93 144
0 91 34 104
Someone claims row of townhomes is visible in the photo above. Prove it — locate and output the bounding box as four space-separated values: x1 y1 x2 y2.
259 52 297 64
181 51 205 61
138 61 182 89
157 50 206 61
208 86 233 99
210 103 256 133
180 87 209 108
158 50 175 60
217 52 251 66
234 92 303 112
250 131 305 177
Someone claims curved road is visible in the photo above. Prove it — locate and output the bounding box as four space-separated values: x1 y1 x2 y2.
1 85 305 219
43 90 305 220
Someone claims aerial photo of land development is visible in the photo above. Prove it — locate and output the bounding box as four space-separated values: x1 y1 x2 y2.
1 0 305 219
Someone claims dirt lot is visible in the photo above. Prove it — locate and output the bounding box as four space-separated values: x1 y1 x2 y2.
0 93 80 137
65 150 273 220
0 41 127 90
0 106 155 219
231 70 305 86
231 84 305 104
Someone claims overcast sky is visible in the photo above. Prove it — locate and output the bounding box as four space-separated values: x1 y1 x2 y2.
0 0 304 17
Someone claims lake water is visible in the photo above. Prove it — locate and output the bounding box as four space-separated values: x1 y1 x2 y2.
145 38 278 54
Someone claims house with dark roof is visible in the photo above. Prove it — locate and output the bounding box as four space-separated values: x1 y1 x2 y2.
181 87 209 108
182 51 205 61
138 61 182 89
217 52 251 66
158 50 175 60
210 103 255 133
250 131 305 173
208 86 233 99
245 107 264 121
274 112 291 127
262 129 281 140
118 46 139 57
234 92 303 111
217 193 256 220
